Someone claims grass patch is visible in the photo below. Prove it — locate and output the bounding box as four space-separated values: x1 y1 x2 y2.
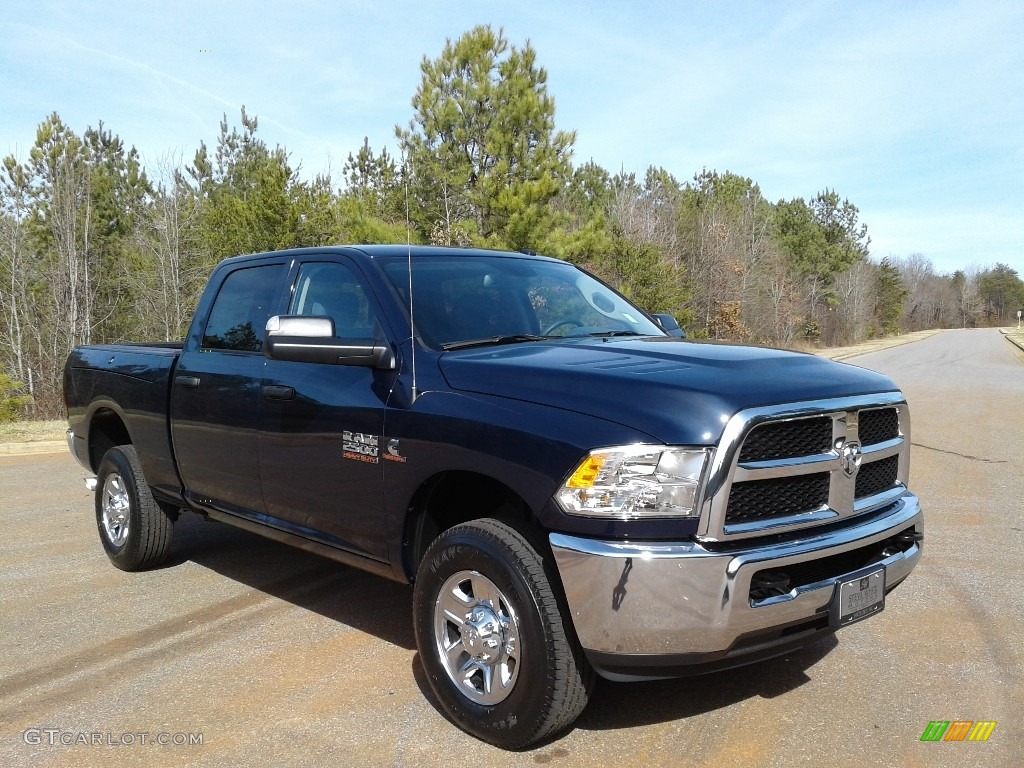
0 419 66 443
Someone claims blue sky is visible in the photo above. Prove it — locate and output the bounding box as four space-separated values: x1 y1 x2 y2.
3 0 1021 276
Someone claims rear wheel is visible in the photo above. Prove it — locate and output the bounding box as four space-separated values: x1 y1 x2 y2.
95 445 175 571
413 518 592 749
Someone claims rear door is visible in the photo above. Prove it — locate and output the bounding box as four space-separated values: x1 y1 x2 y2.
170 259 288 515
258 256 398 561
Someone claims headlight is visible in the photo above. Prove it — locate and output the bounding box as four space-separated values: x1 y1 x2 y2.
555 445 710 519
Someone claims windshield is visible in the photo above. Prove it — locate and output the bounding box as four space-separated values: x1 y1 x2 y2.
380 255 665 350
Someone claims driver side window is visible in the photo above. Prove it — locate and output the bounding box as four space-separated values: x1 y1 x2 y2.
290 262 377 338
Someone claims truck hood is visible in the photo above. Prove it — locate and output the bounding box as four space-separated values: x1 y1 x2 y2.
438 337 898 445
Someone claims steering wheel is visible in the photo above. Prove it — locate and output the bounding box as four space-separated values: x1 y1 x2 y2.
542 319 583 336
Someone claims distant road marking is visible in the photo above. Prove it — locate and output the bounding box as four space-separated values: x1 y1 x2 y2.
911 442 1007 464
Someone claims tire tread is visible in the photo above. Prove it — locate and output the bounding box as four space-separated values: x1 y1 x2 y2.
415 517 593 749
97 445 174 571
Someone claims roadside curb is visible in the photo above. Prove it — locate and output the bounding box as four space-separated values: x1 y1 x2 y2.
999 328 1024 353
817 330 943 361
0 440 66 456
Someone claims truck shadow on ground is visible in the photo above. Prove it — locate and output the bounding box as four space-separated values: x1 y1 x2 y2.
175 511 839 736
172 511 417 651
575 635 838 732
408 634 838 741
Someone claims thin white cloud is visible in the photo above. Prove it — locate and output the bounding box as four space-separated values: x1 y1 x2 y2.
2 0 1021 273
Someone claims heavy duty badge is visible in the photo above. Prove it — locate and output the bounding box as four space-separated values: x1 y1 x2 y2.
343 431 379 463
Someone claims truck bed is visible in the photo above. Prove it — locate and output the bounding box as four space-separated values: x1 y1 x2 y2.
64 343 183 502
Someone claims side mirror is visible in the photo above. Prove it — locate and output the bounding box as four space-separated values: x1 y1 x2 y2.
264 316 395 369
651 313 686 339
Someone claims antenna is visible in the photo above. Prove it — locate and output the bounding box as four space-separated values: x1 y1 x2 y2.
402 149 418 402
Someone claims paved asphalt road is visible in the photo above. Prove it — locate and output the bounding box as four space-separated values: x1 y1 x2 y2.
1 328 1021 767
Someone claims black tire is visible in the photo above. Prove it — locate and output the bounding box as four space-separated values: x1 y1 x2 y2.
95 445 175 571
413 518 593 749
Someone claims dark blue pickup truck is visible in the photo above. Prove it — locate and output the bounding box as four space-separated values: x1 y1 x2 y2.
64 245 923 748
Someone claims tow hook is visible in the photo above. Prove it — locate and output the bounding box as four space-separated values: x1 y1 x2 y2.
750 570 791 600
881 530 923 558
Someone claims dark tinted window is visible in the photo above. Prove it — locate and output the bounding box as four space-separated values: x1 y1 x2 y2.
202 265 285 351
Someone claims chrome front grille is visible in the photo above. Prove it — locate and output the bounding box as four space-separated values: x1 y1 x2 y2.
858 407 900 446
726 473 830 523
737 416 832 462
855 454 899 499
700 393 911 541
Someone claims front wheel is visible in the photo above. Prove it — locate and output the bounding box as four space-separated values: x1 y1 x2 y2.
413 519 592 749
95 445 175 571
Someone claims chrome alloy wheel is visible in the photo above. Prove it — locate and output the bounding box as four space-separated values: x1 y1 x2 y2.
100 472 130 547
434 569 522 705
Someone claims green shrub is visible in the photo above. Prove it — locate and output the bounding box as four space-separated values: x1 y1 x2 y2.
0 374 33 423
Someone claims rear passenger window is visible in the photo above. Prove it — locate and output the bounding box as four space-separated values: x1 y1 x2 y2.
202 265 285 351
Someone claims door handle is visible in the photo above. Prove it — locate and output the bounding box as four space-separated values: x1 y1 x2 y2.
175 375 200 388
262 385 295 400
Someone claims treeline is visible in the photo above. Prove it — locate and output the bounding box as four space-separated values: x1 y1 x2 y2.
2 25 1022 419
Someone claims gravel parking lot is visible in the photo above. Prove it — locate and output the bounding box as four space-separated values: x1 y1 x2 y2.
1 327 1020 767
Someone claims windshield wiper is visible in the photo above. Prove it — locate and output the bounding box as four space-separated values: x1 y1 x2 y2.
442 334 550 351
584 330 644 338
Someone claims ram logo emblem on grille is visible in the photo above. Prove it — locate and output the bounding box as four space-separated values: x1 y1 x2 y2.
837 439 863 477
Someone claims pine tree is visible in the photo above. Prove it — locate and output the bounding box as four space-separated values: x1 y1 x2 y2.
875 257 908 335
396 25 575 250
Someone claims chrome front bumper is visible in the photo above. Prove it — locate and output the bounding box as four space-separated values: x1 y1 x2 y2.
550 494 922 680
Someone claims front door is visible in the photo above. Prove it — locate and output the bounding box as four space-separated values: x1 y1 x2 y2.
258 257 397 561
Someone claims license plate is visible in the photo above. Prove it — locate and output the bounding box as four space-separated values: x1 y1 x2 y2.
830 567 885 628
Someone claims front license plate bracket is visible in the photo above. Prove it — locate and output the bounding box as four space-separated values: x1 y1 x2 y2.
829 566 885 628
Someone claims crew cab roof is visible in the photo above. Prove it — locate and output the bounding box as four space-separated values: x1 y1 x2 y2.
218 244 564 266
